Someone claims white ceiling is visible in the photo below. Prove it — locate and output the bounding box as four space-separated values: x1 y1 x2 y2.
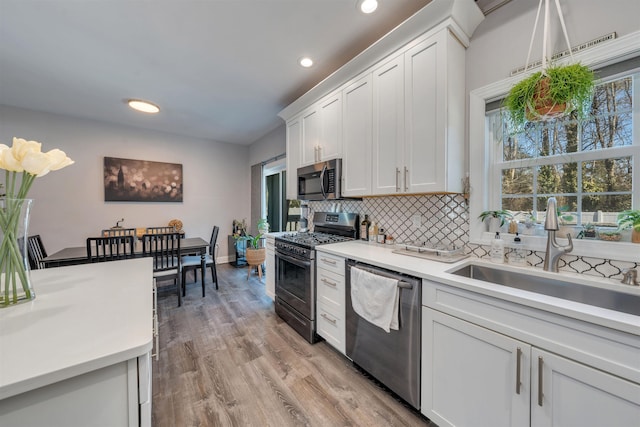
0 1 496 146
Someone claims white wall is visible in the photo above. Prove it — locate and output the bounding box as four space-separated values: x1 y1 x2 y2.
466 0 640 92
248 124 286 166
0 105 250 259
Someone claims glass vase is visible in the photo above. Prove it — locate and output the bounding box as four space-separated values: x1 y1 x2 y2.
0 198 35 307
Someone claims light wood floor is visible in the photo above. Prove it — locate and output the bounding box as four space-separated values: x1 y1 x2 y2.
152 263 432 427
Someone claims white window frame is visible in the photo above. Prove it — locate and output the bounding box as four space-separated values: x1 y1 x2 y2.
469 31 640 262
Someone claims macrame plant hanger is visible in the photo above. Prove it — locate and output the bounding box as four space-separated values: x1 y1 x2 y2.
523 0 577 120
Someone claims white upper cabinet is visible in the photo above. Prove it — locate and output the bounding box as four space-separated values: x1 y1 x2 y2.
280 0 484 198
286 117 301 200
342 73 373 197
403 28 464 194
372 54 405 195
300 91 343 167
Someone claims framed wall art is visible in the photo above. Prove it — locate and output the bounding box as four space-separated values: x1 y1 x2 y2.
104 156 183 202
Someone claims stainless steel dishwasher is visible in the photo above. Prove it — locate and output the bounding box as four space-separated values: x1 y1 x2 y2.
345 259 422 410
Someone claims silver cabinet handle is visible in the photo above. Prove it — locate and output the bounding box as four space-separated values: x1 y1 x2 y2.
404 166 409 191
321 277 337 287
396 167 400 191
515 347 522 394
320 258 337 265
321 313 337 325
538 356 544 407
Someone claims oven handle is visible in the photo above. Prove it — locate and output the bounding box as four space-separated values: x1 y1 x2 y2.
276 251 312 269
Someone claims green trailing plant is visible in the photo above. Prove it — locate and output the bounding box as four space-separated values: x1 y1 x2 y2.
478 210 513 227
503 63 595 132
617 210 640 232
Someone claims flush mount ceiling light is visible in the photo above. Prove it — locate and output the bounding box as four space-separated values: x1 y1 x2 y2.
127 99 160 114
299 57 314 68
358 0 378 14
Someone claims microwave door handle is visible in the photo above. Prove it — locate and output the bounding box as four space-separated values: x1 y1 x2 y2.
320 163 328 199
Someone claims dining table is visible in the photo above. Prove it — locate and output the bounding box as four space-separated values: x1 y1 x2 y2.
41 237 210 290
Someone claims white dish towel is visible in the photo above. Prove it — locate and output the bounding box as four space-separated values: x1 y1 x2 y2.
350 267 400 333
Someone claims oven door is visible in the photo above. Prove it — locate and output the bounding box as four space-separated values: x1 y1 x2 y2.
275 250 314 320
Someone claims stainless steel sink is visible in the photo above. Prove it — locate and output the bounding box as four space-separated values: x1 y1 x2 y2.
450 263 640 316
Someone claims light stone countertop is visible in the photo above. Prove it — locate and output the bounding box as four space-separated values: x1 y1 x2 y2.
316 240 640 336
0 257 154 400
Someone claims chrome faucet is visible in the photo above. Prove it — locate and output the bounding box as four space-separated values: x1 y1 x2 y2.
621 269 639 286
543 197 573 272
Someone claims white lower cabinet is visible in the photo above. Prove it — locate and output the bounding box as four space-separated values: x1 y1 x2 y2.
0 353 152 427
422 308 530 427
316 253 346 354
531 348 640 427
422 283 640 427
265 236 275 300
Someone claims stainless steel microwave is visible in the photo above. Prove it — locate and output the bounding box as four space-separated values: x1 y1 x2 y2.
297 159 342 201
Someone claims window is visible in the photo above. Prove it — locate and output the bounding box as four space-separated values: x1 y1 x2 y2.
488 73 639 226
468 35 640 262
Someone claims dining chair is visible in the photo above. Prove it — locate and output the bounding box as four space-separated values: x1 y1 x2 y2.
86 236 135 263
146 226 176 234
181 226 219 296
26 235 48 269
101 227 137 238
142 232 183 306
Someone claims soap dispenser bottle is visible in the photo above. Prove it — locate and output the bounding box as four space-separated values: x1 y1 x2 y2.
510 233 526 265
490 232 505 264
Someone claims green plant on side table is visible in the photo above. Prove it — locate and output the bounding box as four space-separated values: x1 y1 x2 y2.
234 230 265 279
503 63 595 132
617 210 640 243
479 210 513 233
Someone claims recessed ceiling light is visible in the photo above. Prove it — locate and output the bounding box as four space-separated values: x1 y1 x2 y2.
358 0 378 14
127 99 160 114
299 57 314 68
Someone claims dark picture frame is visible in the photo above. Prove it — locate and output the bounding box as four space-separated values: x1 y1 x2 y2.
104 156 183 202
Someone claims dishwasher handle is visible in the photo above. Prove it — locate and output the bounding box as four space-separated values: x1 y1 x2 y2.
349 263 416 289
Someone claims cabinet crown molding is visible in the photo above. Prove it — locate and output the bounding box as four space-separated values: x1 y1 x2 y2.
278 0 483 122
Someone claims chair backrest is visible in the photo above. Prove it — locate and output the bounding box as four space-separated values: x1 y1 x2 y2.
141 232 181 273
209 226 220 257
86 236 135 263
146 226 176 235
27 235 48 269
102 228 137 238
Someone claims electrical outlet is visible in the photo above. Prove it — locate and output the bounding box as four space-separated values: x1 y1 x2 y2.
411 214 422 228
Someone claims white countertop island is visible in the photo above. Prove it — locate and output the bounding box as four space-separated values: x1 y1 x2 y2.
0 257 154 426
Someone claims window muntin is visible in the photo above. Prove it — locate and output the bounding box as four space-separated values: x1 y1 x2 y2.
492 72 638 227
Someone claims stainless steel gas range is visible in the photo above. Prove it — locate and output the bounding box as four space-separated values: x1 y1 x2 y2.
274 212 359 343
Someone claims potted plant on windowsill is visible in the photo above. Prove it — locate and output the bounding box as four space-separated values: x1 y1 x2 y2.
617 210 640 243
479 210 513 233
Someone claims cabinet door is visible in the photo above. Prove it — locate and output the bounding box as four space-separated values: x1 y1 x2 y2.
342 74 372 197
319 91 342 161
531 348 640 427
404 31 443 193
286 117 301 200
301 107 321 166
422 308 530 427
372 54 404 195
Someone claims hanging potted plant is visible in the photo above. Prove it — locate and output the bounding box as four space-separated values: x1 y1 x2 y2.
503 0 596 132
504 63 595 131
617 210 640 243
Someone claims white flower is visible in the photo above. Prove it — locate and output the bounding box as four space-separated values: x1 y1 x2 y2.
0 137 73 177
0 143 24 172
46 148 75 171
